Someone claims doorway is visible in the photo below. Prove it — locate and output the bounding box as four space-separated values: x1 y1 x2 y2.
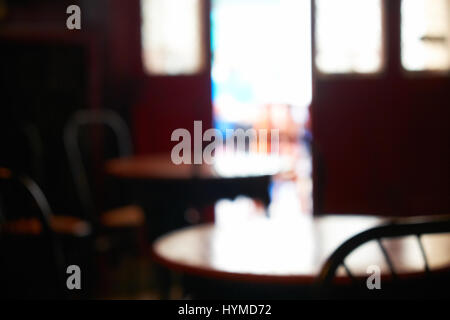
210 0 314 217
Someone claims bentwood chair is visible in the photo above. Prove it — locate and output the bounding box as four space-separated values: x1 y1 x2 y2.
64 109 148 294
0 168 65 299
63 110 146 270
64 109 145 229
316 215 450 299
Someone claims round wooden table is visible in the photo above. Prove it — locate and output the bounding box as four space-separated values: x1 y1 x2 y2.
104 153 292 238
105 153 290 180
105 153 291 215
152 215 450 284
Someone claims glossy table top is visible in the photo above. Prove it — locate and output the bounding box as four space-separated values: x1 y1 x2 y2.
152 215 450 284
105 153 291 180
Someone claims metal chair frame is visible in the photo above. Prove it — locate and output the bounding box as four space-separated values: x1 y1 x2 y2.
0 169 66 297
63 109 133 220
317 215 450 292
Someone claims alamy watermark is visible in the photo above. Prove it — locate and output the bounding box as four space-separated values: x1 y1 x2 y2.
171 121 279 165
366 265 381 290
66 5 81 30
66 265 81 290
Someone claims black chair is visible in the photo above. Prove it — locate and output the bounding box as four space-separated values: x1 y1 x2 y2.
64 109 145 230
0 168 65 299
316 215 450 299
64 109 147 295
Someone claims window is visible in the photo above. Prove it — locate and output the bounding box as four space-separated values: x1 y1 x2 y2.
315 0 383 74
141 0 204 75
402 0 450 72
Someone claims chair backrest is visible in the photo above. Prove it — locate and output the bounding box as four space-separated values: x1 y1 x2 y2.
0 168 65 299
63 109 132 220
316 215 450 298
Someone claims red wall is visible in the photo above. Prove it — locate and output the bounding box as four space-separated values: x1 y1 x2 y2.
2 0 212 152
312 0 450 216
312 78 450 216
102 0 213 154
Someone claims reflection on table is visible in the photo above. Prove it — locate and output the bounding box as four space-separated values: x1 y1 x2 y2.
105 152 292 180
153 215 450 284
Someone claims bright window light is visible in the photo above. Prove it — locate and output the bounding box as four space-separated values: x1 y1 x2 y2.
141 0 204 75
315 0 383 74
211 0 312 123
402 0 450 71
